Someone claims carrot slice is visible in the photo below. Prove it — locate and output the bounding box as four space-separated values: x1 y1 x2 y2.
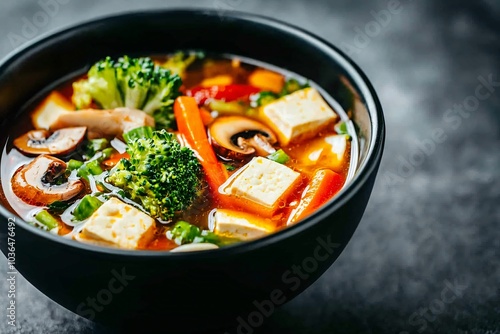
173 96 228 198
102 152 130 168
248 69 284 93
288 169 344 225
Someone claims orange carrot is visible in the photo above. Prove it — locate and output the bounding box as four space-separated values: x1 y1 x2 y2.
248 69 284 93
288 169 344 225
173 97 228 197
102 152 130 168
199 107 214 126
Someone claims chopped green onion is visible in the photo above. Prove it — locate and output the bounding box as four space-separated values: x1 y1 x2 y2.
68 159 84 171
85 138 109 157
123 126 154 143
334 121 349 135
267 149 290 164
223 163 236 171
99 147 115 161
251 91 278 107
208 99 246 114
35 210 59 230
77 160 104 180
73 195 103 221
281 78 309 95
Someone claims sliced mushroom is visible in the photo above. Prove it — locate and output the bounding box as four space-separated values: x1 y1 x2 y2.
13 127 86 156
12 155 84 206
208 116 278 161
50 108 155 139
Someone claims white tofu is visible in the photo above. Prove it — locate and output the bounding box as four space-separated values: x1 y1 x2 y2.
260 87 338 145
298 134 349 172
220 157 300 211
213 209 275 241
31 92 73 130
76 197 156 249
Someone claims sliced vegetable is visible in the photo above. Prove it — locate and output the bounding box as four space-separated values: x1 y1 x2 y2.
102 152 130 168
334 121 349 136
281 78 309 96
13 127 86 156
174 96 228 196
267 149 290 164
250 91 279 107
248 69 284 93
167 221 236 246
77 160 104 180
12 155 84 206
73 195 103 221
208 116 277 161
48 200 72 214
208 99 246 114
68 159 84 171
123 126 154 143
288 169 343 225
186 84 260 105
35 210 59 230
50 108 155 139
85 138 109 157
201 75 233 87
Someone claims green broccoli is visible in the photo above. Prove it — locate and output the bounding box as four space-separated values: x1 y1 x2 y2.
161 51 204 79
72 56 182 129
107 130 202 222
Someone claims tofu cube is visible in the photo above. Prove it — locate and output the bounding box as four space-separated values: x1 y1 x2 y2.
260 87 338 145
220 157 301 214
213 209 276 241
31 91 73 130
298 134 350 172
76 197 156 249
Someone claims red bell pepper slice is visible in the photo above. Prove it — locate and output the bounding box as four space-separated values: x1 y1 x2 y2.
186 84 261 105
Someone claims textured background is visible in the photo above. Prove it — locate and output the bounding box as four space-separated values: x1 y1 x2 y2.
0 0 499 333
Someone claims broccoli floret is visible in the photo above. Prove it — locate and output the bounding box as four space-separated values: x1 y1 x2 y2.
115 56 155 110
107 130 202 222
141 65 182 129
281 78 309 96
87 57 124 109
161 51 204 79
72 56 182 129
72 79 93 110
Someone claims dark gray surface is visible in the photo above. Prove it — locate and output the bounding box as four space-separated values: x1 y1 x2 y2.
0 0 499 333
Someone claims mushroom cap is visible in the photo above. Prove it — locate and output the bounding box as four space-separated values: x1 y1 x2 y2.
12 155 84 206
13 127 87 156
208 116 277 161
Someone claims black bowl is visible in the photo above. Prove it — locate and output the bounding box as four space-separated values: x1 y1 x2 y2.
0 9 384 333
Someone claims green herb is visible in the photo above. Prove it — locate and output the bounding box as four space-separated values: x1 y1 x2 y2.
267 149 290 164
